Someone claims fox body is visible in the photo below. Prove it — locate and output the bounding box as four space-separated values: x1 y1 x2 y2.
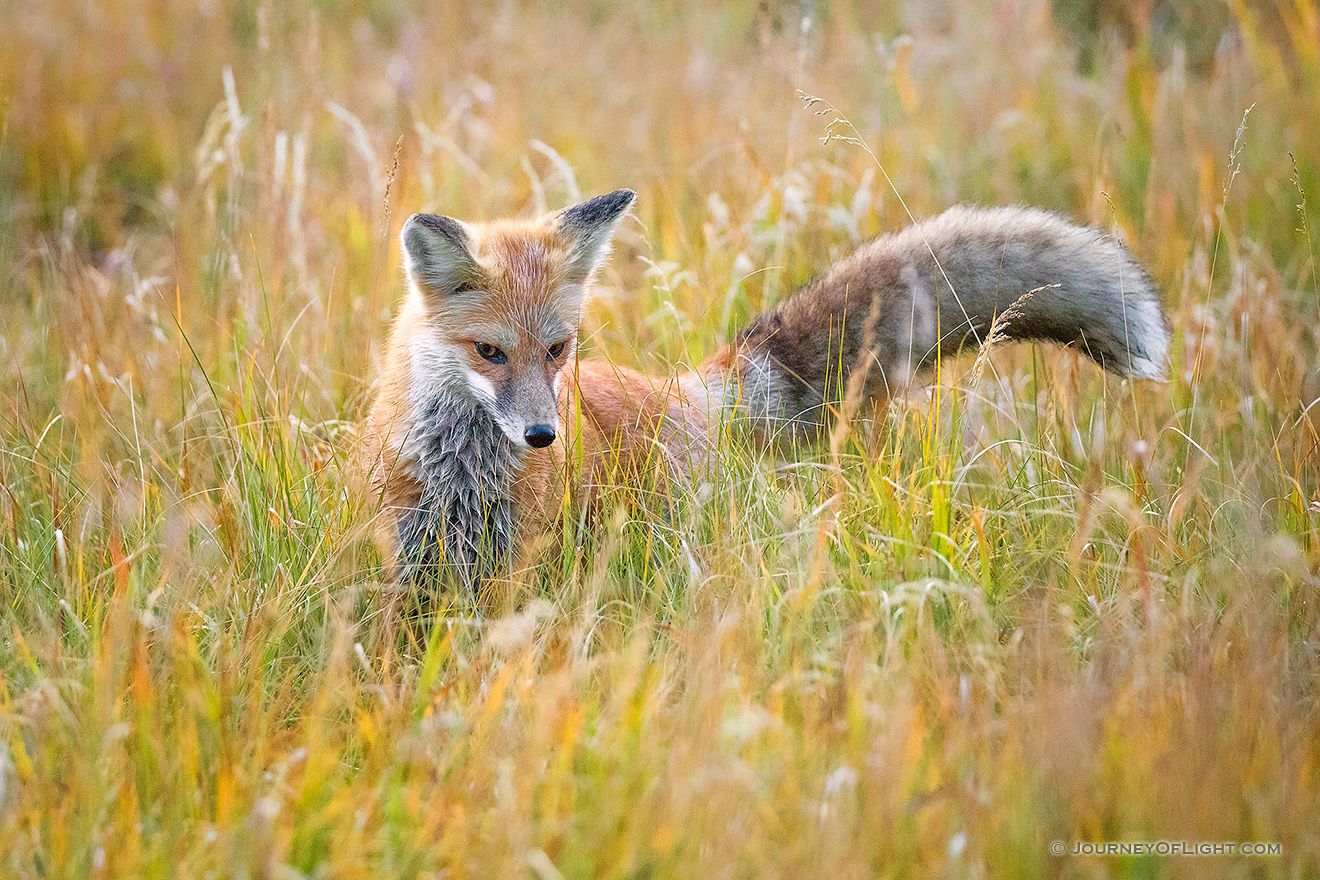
358 191 1168 588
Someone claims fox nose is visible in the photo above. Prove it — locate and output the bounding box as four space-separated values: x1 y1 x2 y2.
524 424 556 449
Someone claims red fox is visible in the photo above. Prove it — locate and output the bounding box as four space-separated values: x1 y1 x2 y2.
357 190 1168 589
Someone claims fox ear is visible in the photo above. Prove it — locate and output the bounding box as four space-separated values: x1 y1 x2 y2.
554 189 636 281
401 213 481 295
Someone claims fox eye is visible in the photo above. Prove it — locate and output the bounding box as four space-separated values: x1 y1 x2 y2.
546 340 568 361
453 279 480 294
474 342 507 364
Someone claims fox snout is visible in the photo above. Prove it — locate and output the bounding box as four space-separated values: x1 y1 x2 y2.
493 368 562 450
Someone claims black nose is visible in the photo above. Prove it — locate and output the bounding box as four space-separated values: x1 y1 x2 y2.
524 424 556 448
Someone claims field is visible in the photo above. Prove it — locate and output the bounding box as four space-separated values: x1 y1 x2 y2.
2 1 1319 877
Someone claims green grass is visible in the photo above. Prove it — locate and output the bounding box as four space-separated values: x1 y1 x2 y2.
2 1 1319 877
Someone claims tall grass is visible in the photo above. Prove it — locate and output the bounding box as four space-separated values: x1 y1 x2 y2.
2 1 1318 877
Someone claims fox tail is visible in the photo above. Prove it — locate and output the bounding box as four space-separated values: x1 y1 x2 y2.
694 204 1168 442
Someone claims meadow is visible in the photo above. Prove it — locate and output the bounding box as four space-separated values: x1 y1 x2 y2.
1 1 1318 877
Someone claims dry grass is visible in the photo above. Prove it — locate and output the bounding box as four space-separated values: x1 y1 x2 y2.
2 1 1318 877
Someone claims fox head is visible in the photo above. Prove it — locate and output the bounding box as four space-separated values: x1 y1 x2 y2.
399 189 635 451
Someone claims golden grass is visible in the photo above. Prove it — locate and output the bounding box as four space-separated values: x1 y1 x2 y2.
1 1 1318 877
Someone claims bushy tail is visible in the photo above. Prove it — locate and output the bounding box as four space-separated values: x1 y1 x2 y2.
698 205 1169 442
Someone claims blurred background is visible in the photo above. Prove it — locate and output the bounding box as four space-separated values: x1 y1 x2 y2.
3 0 1316 409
